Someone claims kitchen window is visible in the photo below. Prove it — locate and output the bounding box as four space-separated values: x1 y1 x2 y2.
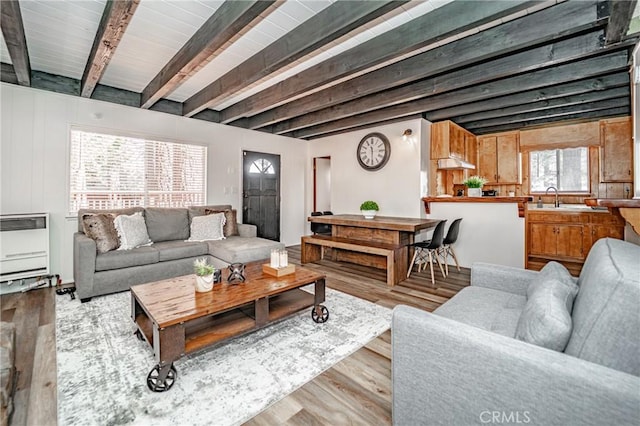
69 129 207 214
529 147 589 193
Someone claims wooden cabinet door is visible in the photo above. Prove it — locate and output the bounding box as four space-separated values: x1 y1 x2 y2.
529 223 557 256
496 133 519 184
555 225 583 259
450 126 465 159
478 136 498 183
600 118 632 182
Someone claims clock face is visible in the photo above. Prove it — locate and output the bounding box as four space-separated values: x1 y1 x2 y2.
357 133 391 171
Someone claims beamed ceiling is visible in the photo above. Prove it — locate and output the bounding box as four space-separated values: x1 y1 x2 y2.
1 0 639 139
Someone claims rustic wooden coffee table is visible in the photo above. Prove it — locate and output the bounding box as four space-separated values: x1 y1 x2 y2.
131 262 327 392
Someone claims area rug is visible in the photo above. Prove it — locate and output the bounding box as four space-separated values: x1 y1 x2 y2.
56 286 391 425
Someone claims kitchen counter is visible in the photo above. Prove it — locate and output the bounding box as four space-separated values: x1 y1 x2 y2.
529 204 610 213
584 198 640 234
422 196 533 217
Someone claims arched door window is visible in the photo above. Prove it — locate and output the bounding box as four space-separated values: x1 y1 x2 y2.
249 158 276 174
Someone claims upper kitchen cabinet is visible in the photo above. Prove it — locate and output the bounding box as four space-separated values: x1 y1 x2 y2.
431 120 474 160
477 132 520 184
600 117 633 183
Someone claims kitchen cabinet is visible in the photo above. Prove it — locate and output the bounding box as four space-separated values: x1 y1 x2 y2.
600 117 633 182
477 132 520 184
526 209 625 275
431 120 473 160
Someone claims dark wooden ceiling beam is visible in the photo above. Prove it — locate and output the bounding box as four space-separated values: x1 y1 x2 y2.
604 0 638 44
425 72 630 122
140 0 280 109
289 51 630 139
454 87 629 124
463 96 629 130
276 29 612 135
218 0 538 123
0 62 18 85
1 0 31 86
471 106 630 135
250 0 603 131
80 0 140 98
182 0 408 117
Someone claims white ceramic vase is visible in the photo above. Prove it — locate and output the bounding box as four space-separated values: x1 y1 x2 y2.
195 274 214 292
467 187 482 197
361 210 377 219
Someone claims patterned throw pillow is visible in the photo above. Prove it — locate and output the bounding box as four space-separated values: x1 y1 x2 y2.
188 213 226 241
82 213 119 253
204 209 239 237
114 212 153 250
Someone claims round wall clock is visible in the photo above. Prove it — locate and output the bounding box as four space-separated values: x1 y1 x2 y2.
356 132 391 171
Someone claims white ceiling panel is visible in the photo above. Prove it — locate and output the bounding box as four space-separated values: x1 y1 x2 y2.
19 0 105 80
99 0 223 93
167 0 334 102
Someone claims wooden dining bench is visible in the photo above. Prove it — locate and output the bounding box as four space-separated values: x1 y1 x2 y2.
301 235 407 286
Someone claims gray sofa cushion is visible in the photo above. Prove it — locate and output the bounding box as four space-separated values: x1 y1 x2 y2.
565 238 640 376
95 246 159 271
515 278 575 351
434 286 526 337
207 236 284 264
152 240 209 262
145 208 189 242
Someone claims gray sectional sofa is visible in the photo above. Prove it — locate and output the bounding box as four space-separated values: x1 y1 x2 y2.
73 205 284 302
393 238 639 425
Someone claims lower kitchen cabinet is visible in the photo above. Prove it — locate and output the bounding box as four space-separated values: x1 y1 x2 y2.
526 209 624 275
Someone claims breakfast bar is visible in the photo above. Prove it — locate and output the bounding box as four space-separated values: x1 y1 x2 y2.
302 214 440 286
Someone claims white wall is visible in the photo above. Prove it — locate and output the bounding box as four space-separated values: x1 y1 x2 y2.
0 83 309 283
307 118 428 227
428 202 526 268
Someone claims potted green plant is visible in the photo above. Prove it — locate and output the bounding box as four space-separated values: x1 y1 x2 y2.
360 200 380 219
193 258 216 292
463 175 487 197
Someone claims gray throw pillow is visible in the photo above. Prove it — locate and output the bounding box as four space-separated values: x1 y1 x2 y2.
516 278 576 351
188 213 226 241
528 261 577 312
82 213 119 253
114 212 152 250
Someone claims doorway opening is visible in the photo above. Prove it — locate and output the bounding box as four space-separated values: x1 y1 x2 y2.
313 156 331 213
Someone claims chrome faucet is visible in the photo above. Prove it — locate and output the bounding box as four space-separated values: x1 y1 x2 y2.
545 186 560 208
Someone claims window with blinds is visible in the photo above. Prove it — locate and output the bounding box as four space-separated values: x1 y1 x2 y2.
69 129 207 213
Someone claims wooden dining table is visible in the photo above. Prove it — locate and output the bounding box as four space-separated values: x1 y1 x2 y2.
305 214 441 284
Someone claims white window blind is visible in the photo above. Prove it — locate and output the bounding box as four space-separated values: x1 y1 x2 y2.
69 129 206 213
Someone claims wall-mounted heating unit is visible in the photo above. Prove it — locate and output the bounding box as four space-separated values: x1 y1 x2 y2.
0 213 50 281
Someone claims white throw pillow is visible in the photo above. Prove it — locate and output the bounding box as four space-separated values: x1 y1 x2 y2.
114 212 153 250
188 213 226 241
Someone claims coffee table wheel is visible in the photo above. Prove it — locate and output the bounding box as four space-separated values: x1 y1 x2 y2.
134 329 145 341
147 363 177 392
311 305 329 323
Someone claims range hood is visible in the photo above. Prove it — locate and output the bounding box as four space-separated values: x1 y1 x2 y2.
437 157 476 170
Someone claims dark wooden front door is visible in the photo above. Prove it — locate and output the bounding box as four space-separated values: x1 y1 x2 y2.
242 151 280 241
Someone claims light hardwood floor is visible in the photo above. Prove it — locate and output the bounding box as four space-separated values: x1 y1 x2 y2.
1 245 469 425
